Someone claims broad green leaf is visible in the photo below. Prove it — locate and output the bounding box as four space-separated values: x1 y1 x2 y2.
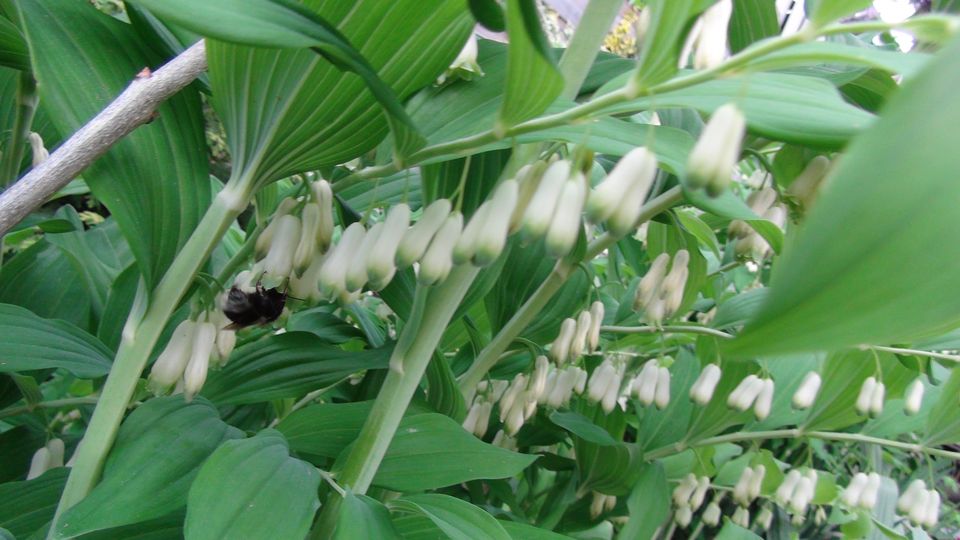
17 0 210 288
601 71 874 149
728 0 779 53
334 493 402 540
725 37 960 357
746 42 932 79
0 425 46 482
496 0 562 129
634 0 699 87
372 414 536 491
425 352 467 421
422 149 510 217
0 14 28 71
683 361 757 443
71 511 184 540
676 209 720 257
841 69 898 113
96 264 141 351
203 0 470 185
0 468 67 538
550 411 619 446
922 367 960 446
185 430 319 540
501 522 573 540
636 351 700 451
287 308 365 344
715 520 763 540
57 398 243 537
712 288 769 329
806 0 873 27
801 350 875 432
617 463 669 540
201 332 391 405
0 304 112 378
391 494 511 540
469 0 506 32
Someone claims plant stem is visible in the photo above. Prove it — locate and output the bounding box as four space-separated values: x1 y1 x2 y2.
0 72 38 187
0 397 99 420
643 428 960 461
48 178 252 536
707 260 742 277
601 325 733 340
558 0 623 100
864 344 960 364
311 265 481 538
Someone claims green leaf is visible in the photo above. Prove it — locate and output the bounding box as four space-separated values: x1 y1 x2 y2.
617 463 669 540
201 332 391 405
17 0 211 288
634 0 699 88
372 414 536 491
0 468 67 538
712 288 769 329
728 0 779 54
0 425 46 483
676 209 720 257
715 520 763 539
496 0 563 129
922 367 960 446
391 494 511 540
334 493 402 540
602 71 874 149
71 511 185 540
201 0 470 185
725 37 960 357
425 352 467 421
806 0 873 27
550 411 619 446
184 430 320 540
468 0 506 32
746 42 932 79
56 398 243 537
800 350 874 432
501 521 574 540
0 304 112 378
0 14 28 71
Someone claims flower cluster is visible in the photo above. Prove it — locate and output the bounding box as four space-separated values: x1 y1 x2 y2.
728 186 787 260
634 250 689 325
147 312 237 401
841 472 882 510
855 376 885 417
519 160 588 258
775 469 818 523
686 103 747 197
631 358 671 409
585 147 659 235
549 301 604 364
897 479 940 528
27 438 65 480
727 374 775 420
792 371 822 409
672 473 710 527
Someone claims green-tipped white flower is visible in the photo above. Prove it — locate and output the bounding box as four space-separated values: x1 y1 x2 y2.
587 359 617 404
787 155 831 209
702 502 721 527
675 505 693 527
898 479 926 513
366 203 410 289
692 0 733 70
686 103 746 197
654 367 671 409
728 374 763 411
635 253 670 310
255 197 298 258
842 472 869 507
262 214 301 280
748 465 766 501
520 160 570 241
690 363 721 405
544 174 586 258
904 378 924 415
634 359 659 406
509 162 548 233
417 212 463 285
550 317 577 364
310 180 335 251
588 301 604 352
586 147 658 226
570 310 592 360
530 355 550 400
454 203 489 265
756 506 773 531
214 329 236 368
318 222 366 299
860 473 882 510
29 132 48 167
754 378 775 420
148 320 196 395
733 466 754 505
855 376 877 415
673 473 698 506
396 199 452 268
474 179 518 265
776 470 802 506
789 475 815 514
183 321 217 402
732 506 750 527
600 363 624 414
690 476 710 510
792 371 822 409
438 33 483 84
498 374 526 421
345 222 381 292
294 203 321 274
869 381 886 418
289 252 326 302
728 187 777 238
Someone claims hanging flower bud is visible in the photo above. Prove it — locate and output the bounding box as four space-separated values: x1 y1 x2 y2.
29 132 49 167
855 376 877 416
748 465 766 501
255 197 298 258
183 321 217 402
396 199 452 269
586 147 658 231
438 33 483 84
842 473 869 507
692 0 733 70
454 203 488 265
754 378 775 420
733 467 755 506
491 429 517 451
550 318 577 364
923 490 941 528
654 367 671 409
789 475 815 514
787 155 831 209
462 401 481 435
702 502 722 526
587 360 617 404
908 489 930 526
904 378 924 415
214 329 236 367
474 401 492 437
600 371 623 414
686 103 746 197
345 222 382 292
728 187 777 238
473 180 518 266
417 212 463 286
505 395 529 435
660 250 690 317
367 203 411 289
318 222 366 299
588 301 604 352
860 473 882 510
732 506 750 528
690 476 710 510
690 364 722 405
573 367 588 395
776 470 802 506
673 473 698 506
289 252 326 302
310 180 335 251
544 174 587 258
294 203 322 273
675 505 693 527
728 374 763 411
756 506 773 530
261 214 301 280
27 447 52 480
897 479 926 513
530 355 550 400
148 320 196 395
634 360 660 406
792 371 822 410
869 381 886 418
590 492 611 519
509 162 549 233
570 310 592 360
520 160 570 241
635 253 670 311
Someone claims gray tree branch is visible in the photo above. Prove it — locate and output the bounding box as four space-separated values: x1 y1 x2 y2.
0 40 208 236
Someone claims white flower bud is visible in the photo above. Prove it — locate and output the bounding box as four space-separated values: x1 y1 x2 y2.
184 321 217 402
550 318 577 364
756 506 773 530
27 447 52 480
904 378 924 415
702 502 721 526
673 473 698 506
29 132 49 167
255 197 298 257
654 367 671 409
675 505 693 527
396 199 452 268
310 180 335 251
474 180 518 266
587 147 658 228
686 103 746 197
733 467 754 505
573 367 588 395
787 155 830 208
509 162 548 233
754 378 775 421
690 476 710 510
690 364 721 405
491 429 516 451
345 222 381 292
544 175 586 258
841 473 869 507
692 0 732 70
441 33 483 82
289 251 326 302
45 438 65 469
855 376 877 416
634 360 660 406
474 401 492 437
367 203 410 288
898 479 926 513
499 374 526 422
748 465 766 501
924 490 941 528
590 492 609 519
215 329 236 367
776 470 802 506
520 160 570 241
860 473 881 510
505 399 526 435
318 222 366 299
530 355 550 400
148 320 196 395
262 215 302 280
600 368 623 414
587 360 616 404
454 203 489 265
294 203 321 273
570 311 592 360
792 371 822 410
417 212 463 286
732 506 750 528
587 301 604 352
729 187 777 238
869 381 886 418
908 489 930 526
660 250 690 293
789 476 814 514
462 402 480 435
635 253 670 310
728 375 763 411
